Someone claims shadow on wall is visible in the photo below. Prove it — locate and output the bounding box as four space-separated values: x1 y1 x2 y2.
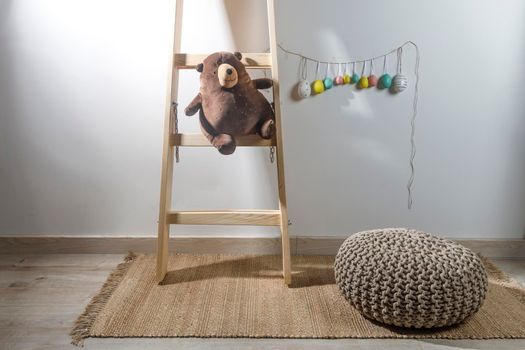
0 0 11 23
220 0 276 204
222 0 269 52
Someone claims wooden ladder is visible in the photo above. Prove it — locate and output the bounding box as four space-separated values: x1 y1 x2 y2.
156 0 292 285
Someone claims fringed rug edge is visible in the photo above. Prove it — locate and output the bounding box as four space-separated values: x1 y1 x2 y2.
70 252 137 346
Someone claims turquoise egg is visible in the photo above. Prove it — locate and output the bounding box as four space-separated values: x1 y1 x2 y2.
351 73 360 84
379 74 392 89
323 77 333 90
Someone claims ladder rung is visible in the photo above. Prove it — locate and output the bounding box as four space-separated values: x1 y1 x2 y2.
174 53 271 69
167 210 280 226
170 134 275 147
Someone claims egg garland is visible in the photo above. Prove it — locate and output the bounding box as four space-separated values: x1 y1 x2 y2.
279 41 420 210
368 59 378 87
312 80 325 94
297 80 311 98
350 62 360 84
342 63 351 84
392 75 408 93
357 76 368 89
379 74 392 89
343 73 351 84
296 57 311 99
391 47 408 93
357 61 369 89
368 75 379 87
311 61 325 95
288 42 415 98
323 77 333 90
378 56 392 89
323 63 333 90
334 63 344 86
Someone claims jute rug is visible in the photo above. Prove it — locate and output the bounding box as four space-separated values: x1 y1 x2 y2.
71 253 525 345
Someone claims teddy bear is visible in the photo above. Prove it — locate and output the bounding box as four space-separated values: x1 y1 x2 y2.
184 51 275 155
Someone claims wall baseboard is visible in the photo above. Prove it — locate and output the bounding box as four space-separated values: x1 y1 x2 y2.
0 235 524 258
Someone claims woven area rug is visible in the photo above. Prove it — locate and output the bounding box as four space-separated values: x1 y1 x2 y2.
71 253 525 345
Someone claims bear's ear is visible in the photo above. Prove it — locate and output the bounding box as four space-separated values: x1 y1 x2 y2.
234 52 242 61
196 63 203 73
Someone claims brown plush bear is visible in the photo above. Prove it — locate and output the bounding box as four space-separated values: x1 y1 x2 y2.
185 51 274 155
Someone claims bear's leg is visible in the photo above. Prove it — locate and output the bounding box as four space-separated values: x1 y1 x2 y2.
258 118 275 139
199 111 237 155
211 134 236 155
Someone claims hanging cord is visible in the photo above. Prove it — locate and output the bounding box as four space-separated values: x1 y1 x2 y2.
397 47 403 74
171 101 180 162
407 44 420 209
360 60 366 76
369 59 374 76
300 57 308 80
382 55 388 74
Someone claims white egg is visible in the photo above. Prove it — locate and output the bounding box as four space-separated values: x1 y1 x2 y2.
392 74 408 93
297 80 311 99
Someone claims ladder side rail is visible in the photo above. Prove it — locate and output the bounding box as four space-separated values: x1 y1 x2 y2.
156 0 184 282
267 0 292 285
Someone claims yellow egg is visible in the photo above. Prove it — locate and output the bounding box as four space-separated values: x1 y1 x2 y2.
358 76 369 89
312 80 325 94
343 74 351 84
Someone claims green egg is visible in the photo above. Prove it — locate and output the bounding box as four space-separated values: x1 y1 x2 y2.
379 74 392 89
351 73 360 84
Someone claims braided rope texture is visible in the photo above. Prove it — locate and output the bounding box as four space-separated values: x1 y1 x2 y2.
334 228 488 328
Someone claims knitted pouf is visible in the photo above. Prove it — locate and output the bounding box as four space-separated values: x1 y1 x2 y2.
334 228 488 328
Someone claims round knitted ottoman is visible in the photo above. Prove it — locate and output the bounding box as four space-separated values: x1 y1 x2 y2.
334 228 488 328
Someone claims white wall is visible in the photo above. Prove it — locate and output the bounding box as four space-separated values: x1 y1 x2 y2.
1 0 524 239
0 0 279 237
276 0 525 239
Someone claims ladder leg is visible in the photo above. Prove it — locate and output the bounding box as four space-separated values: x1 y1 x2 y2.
267 0 292 285
156 0 182 283
156 143 174 283
279 201 292 285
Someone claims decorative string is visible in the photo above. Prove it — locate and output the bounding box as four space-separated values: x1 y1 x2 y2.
278 41 421 209
277 40 417 66
361 60 366 76
369 59 374 76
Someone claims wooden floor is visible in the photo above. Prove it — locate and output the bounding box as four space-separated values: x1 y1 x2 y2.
0 254 524 350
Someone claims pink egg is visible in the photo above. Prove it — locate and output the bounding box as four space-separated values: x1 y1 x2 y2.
334 76 344 85
368 75 379 87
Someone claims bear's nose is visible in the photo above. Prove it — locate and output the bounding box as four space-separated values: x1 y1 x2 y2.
226 68 233 75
